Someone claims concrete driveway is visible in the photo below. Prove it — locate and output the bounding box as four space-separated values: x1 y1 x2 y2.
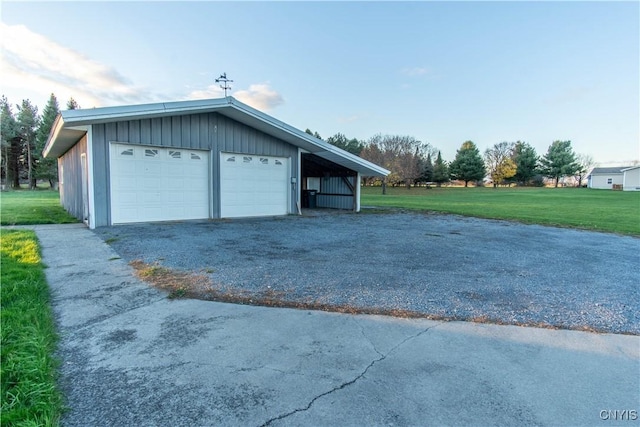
34 224 639 426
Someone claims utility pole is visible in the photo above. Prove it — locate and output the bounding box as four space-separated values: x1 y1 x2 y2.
215 73 233 96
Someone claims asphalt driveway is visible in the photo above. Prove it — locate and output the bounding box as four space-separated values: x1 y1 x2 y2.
96 211 640 334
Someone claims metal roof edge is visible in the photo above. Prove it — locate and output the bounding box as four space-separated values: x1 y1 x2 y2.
226 98 390 176
47 96 390 176
60 97 232 126
43 113 64 158
316 142 390 176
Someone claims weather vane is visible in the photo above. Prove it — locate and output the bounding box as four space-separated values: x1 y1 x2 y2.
215 72 233 96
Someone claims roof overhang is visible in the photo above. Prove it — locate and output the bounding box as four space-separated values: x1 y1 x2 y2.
621 166 640 172
43 97 389 176
43 116 88 158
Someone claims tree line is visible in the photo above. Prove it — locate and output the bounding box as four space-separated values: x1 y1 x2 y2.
306 129 593 191
0 94 79 189
0 92 590 192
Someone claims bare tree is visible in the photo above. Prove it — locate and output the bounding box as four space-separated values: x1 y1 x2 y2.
573 154 595 187
360 142 387 191
361 134 426 192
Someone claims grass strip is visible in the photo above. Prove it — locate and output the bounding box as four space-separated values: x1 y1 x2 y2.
361 186 640 235
1 191 78 226
1 229 63 426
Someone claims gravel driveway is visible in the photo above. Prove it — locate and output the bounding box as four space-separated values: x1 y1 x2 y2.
95 211 639 334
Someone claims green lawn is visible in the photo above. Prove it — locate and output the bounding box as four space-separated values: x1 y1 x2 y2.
1 229 64 426
1 190 78 226
361 186 640 235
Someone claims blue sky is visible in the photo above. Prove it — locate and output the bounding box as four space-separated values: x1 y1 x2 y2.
1 1 638 165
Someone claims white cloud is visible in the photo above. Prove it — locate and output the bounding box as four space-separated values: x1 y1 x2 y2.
338 114 361 124
543 86 593 106
186 84 226 100
185 83 285 112
234 84 284 111
401 66 431 77
0 23 285 113
0 23 156 108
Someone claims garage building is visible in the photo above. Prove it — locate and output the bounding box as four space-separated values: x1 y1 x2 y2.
43 97 389 228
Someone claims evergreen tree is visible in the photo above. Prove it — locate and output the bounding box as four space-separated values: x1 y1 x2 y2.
304 128 322 139
449 141 486 187
16 99 40 189
0 96 20 188
66 97 80 110
419 152 434 184
35 93 60 187
512 141 539 185
326 133 364 156
432 151 449 187
540 140 579 188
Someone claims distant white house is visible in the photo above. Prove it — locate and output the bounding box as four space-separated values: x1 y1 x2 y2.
621 166 640 191
587 167 631 189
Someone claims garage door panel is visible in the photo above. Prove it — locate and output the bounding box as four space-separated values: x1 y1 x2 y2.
186 179 208 189
164 208 185 218
141 192 162 203
220 152 288 218
114 178 137 191
190 170 209 180
141 207 163 220
167 165 185 176
163 192 184 203
110 144 210 224
117 161 137 174
166 179 185 191
118 208 138 222
118 191 138 204
141 177 161 190
143 164 162 176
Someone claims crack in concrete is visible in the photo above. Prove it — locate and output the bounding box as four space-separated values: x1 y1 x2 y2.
353 318 384 358
258 323 440 427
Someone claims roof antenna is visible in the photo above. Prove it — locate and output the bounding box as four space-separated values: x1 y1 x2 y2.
215 72 233 97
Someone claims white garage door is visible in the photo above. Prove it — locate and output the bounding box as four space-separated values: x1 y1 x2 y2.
110 143 210 224
220 153 289 218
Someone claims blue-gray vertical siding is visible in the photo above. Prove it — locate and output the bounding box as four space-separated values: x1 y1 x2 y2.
317 176 355 210
58 136 87 221
89 112 298 226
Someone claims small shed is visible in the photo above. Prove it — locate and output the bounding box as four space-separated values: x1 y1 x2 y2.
621 166 640 191
43 97 389 228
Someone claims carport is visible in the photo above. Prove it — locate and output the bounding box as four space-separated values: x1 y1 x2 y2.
301 153 359 210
